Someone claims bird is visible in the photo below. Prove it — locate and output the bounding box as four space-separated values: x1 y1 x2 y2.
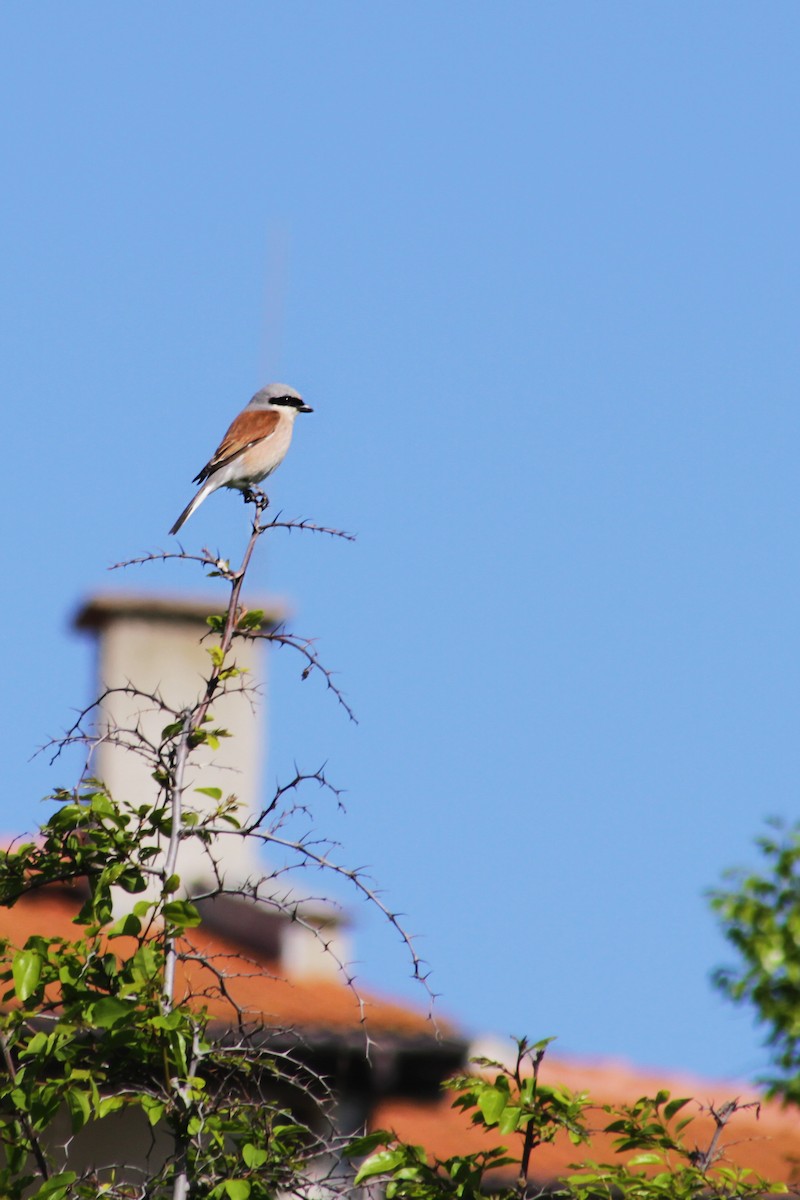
168 382 313 535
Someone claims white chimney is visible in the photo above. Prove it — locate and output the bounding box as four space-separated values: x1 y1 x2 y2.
73 592 282 892
73 591 350 978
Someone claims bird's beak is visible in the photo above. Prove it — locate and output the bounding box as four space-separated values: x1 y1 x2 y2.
298 404 314 413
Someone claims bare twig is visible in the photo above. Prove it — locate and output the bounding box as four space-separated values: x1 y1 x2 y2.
248 627 357 722
691 1099 740 1173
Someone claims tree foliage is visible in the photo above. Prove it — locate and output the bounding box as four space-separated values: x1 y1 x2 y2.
346 1038 779 1200
712 820 800 1104
0 499 364 1198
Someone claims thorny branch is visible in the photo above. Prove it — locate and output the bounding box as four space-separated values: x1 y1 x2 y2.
249 627 357 722
111 506 357 722
109 513 356 576
690 1099 758 1173
6 489 442 1199
517 1041 545 1193
3 456 781 1200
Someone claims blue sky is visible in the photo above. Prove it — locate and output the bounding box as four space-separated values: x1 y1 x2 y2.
3 4 800 1082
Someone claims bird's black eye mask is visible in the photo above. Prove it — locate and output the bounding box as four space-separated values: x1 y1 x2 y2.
271 395 305 409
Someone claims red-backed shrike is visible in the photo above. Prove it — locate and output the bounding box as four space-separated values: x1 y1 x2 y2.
169 383 313 535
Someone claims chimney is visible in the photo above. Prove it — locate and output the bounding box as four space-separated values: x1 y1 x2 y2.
72 591 350 978
73 592 282 892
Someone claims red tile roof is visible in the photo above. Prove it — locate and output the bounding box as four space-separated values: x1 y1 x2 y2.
0 885 443 1040
4 886 799 1185
371 1054 800 1186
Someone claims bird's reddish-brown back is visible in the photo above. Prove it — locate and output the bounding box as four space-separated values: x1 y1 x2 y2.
197 408 282 479
213 408 281 462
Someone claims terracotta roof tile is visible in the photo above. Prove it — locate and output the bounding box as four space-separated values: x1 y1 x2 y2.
0 886 443 1040
371 1056 800 1186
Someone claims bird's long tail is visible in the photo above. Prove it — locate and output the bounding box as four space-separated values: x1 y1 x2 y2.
168 482 215 535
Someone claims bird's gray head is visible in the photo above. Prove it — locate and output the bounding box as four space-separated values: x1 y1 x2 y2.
249 382 313 414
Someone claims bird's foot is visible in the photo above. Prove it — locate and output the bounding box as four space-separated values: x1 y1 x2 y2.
242 486 269 508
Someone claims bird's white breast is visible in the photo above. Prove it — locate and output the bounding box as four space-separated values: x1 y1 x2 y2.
218 408 297 490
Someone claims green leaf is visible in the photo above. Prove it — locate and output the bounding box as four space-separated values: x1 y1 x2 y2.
664 1096 691 1120
477 1085 508 1126
161 721 186 739
237 609 265 630
224 1183 251 1200
345 1131 390 1158
497 1104 523 1134
89 792 116 818
169 1030 189 1075
354 1148 406 1184
30 1173 77 1200
195 787 223 800
628 1152 663 1165
116 868 147 894
108 912 142 938
141 1095 165 1127
218 667 242 681
66 1086 91 1132
131 944 160 981
242 1143 268 1168
12 949 42 1002
150 1010 185 1032
97 1094 125 1119
162 899 201 928
22 1031 49 1057
218 812 242 828
91 997 131 1028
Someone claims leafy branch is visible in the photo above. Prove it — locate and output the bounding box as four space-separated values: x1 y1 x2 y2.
0 490 408 1199
346 1040 782 1200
